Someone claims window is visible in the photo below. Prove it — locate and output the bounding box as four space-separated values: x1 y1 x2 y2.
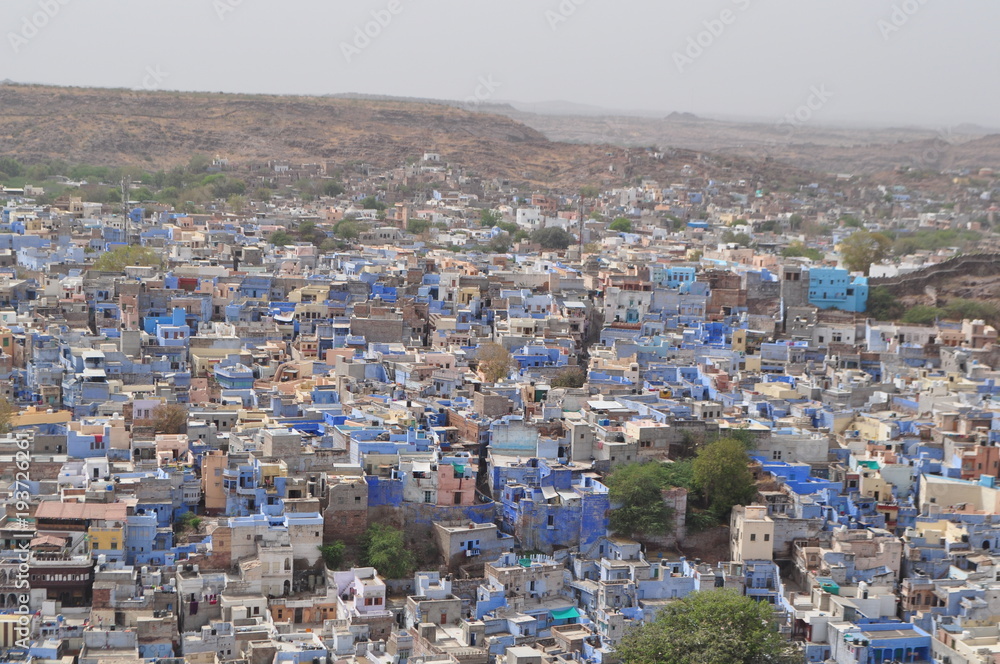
750 534 756 541
772 450 782 460
424 491 433 504
764 534 770 542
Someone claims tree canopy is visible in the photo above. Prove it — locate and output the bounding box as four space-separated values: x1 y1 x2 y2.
838 229 892 275
93 245 163 272
609 217 632 233
269 230 292 246
550 367 587 388
615 590 796 664
781 242 823 261
319 541 346 570
0 397 17 435
531 227 574 250
477 343 515 383
361 523 414 579
692 437 757 518
605 463 678 537
480 209 503 227
865 286 904 321
150 403 188 435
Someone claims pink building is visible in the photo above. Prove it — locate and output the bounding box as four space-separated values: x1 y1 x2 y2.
436 459 476 507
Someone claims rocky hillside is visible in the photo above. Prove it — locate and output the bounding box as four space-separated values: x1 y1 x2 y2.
0 84 817 190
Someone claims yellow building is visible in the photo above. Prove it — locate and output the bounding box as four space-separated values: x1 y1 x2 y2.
88 525 124 554
202 450 228 514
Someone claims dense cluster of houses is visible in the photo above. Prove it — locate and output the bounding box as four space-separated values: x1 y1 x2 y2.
0 149 999 664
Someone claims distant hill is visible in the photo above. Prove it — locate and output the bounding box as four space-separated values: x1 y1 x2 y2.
0 83 842 191
490 107 1000 175
3 83 786 190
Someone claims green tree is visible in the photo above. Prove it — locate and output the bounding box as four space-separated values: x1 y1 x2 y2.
840 214 863 228
407 219 431 235
486 236 512 254
0 158 25 177
187 154 211 173
944 298 1000 325
609 217 632 233
900 305 945 325
692 437 756 518
227 195 247 213
866 286 904 321
0 397 17 435
173 511 203 536
550 367 587 388
788 213 803 230
334 219 361 240
477 343 515 383
93 246 163 271
361 523 414 579
269 230 292 246
480 209 502 227
579 185 600 198
531 227 574 250
615 590 796 664
838 229 892 275
319 541 347 570
605 463 676 537
781 242 823 261
360 195 387 211
661 458 694 490
324 181 345 197
721 230 753 247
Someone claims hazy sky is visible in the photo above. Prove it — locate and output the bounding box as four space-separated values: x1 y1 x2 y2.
2 0 998 128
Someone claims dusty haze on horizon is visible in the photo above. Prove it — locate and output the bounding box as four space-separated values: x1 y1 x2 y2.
1 0 997 129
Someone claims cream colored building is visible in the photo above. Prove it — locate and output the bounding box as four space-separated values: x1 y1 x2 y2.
730 505 774 562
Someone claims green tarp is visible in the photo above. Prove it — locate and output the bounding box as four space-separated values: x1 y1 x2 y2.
551 607 581 621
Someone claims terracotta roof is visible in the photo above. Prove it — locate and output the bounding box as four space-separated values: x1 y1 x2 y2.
35 502 127 521
30 535 67 548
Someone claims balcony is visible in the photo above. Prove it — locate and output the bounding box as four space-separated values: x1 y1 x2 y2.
465 548 481 558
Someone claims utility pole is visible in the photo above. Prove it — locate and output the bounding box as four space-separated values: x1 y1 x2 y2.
121 176 132 244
